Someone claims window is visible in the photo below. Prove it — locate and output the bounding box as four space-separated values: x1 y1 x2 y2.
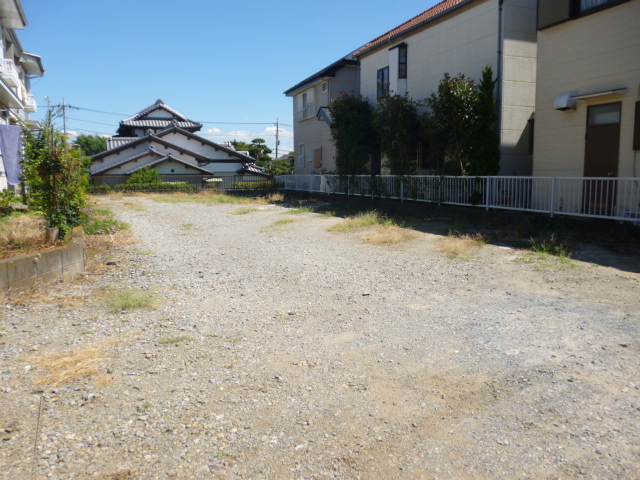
398 44 407 79
538 0 629 29
298 144 305 167
321 81 328 93
377 67 389 99
296 89 315 121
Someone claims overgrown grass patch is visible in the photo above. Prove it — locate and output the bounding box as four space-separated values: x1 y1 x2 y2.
286 206 314 214
149 192 254 205
0 212 47 258
231 207 259 215
104 287 156 313
273 218 295 226
328 211 394 233
81 206 128 236
438 232 486 258
363 225 417 245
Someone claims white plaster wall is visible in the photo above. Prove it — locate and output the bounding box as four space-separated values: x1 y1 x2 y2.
533 0 640 177
90 142 151 173
160 132 244 161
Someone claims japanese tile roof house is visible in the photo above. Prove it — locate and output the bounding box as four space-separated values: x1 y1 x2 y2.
90 99 268 186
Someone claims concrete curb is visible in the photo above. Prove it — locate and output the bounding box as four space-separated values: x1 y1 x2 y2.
0 230 85 293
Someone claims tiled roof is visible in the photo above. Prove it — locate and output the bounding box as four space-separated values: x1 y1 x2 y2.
238 163 270 177
354 0 471 57
107 137 137 149
92 149 164 175
119 99 202 132
119 119 201 129
124 155 213 175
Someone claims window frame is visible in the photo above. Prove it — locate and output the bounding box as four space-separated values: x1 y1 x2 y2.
377 66 389 100
398 44 407 80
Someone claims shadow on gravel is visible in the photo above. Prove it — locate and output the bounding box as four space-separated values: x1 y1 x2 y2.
275 191 640 274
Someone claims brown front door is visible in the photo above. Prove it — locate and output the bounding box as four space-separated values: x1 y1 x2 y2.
583 102 621 215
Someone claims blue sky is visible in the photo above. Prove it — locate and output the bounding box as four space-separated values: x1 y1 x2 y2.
20 0 440 155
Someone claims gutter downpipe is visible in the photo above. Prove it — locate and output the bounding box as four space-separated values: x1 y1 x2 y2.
497 0 504 166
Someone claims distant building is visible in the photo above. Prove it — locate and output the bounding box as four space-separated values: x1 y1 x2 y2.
91 100 269 186
0 0 44 190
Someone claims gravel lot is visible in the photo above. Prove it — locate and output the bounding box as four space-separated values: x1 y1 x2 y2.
1 195 639 479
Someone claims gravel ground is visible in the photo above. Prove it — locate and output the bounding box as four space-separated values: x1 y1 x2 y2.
1 195 639 480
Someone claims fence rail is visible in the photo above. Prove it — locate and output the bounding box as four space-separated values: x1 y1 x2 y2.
275 175 640 223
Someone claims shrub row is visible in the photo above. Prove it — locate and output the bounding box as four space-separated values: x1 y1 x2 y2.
88 182 198 194
232 180 279 192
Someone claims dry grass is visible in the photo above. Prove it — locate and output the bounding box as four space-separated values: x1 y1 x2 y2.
122 199 146 211
328 211 394 233
0 213 47 258
27 346 108 386
231 207 259 215
438 233 485 258
148 192 253 205
273 218 295 226
363 225 417 245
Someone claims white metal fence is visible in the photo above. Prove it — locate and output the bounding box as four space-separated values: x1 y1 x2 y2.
275 175 640 223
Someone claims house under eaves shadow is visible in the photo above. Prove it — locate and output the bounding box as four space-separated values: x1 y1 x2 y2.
90 99 270 187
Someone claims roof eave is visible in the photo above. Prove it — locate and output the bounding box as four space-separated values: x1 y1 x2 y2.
355 0 476 58
284 57 359 96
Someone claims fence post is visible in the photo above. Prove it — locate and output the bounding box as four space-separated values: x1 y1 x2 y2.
550 177 556 218
485 177 491 211
400 176 404 202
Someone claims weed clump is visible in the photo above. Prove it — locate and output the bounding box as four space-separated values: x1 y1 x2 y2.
104 288 156 313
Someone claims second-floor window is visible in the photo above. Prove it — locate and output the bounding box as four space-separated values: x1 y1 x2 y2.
398 44 407 79
296 89 315 121
377 67 389 99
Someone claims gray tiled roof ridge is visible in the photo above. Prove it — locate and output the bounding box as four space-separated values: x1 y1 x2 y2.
122 100 202 127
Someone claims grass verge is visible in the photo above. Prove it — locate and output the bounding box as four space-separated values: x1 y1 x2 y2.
438 232 485 258
328 211 394 233
104 287 156 313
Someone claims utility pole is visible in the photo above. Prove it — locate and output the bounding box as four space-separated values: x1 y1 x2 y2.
275 119 279 160
61 99 68 153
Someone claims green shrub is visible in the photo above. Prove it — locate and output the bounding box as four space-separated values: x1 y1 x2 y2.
112 182 196 193
127 167 162 185
0 190 16 216
233 180 277 191
81 206 128 235
87 185 112 195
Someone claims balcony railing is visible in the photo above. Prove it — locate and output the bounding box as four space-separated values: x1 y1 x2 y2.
0 59 20 87
25 93 37 112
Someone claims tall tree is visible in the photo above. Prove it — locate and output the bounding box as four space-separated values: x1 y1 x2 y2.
373 94 421 175
426 66 500 175
73 134 108 156
328 94 377 176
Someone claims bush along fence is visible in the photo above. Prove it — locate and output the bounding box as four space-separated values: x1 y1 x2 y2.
276 175 640 223
89 175 276 194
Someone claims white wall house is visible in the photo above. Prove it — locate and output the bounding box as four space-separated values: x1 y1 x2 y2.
284 55 359 174
91 100 268 185
0 0 44 191
356 0 538 175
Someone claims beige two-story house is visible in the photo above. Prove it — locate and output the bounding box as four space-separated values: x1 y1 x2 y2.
533 0 639 179
356 0 538 176
284 55 359 174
